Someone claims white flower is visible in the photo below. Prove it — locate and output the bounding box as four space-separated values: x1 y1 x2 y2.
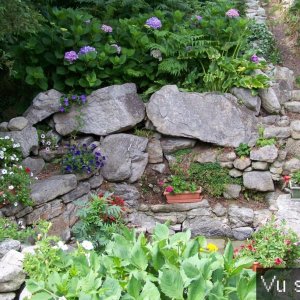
14 202 18 207
1 169 7 174
58 297 67 300
9 172 14 175
10 138 14 142
81 240 94 250
31 172 33 177
13 143 20 148
10 156 15 161
46 141 51 145
8 185 14 190
20 288 32 300
57 241 68 251
4 136 9 140
35 177 38 180
46 147 50 152
40 134 45 139
15 158 19 161
2 148 6 151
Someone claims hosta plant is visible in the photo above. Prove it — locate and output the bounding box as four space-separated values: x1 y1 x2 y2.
24 223 256 299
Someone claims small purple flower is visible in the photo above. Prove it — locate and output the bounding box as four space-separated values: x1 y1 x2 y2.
71 95 77 100
226 9 240 18
80 95 87 103
65 165 72 172
195 15 202 21
64 98 69 106
59 106 65 112
111 44 122 54
64 51 78 63
251 54 260 63
145 17 162 29
101 24 113 33
78 46 97 55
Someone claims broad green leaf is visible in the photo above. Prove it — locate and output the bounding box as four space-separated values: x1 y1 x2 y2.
30 292 52 300
127 276 142 298
139 281 160 300
159 268 184 300
187 277 206 300
153 223 169 241
102 277 121 300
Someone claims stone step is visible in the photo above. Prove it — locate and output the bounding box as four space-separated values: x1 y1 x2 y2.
291 90 300 101
284 101 300 113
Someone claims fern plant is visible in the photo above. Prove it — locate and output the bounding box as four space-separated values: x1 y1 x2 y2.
72 192 126 251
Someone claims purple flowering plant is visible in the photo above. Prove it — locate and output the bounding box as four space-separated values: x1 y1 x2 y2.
62 143 105 175
145 17 162 29
59 94 87 113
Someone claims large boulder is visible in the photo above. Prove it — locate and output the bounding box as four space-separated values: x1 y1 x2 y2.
258 87 281 113
100 134 148 183
7 117 29 131
243 171 274 191
53 84 145 136
146 85 258 147
23 89 62 124
250 145 278 163
0 126 38 158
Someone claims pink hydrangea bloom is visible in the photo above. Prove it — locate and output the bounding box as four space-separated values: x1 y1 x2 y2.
165 186 174 193
226 9 240 18
101 24 113 33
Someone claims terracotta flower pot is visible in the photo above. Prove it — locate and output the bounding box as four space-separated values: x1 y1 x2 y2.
252 262 263 272
164 188 202 204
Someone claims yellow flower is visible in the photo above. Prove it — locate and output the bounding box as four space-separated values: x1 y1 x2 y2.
199 247 205 252
207 243 218 252
237 66 246 72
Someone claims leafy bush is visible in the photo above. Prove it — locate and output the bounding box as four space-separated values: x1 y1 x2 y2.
236 143 251 157
189 162 242 197
61 143 105 174
292 170 300 185
256 127 276 148
24 223 255 299
164 175 198 193
38 130 59 151
0 136 22 167
236 217 300 268
72 193 126 251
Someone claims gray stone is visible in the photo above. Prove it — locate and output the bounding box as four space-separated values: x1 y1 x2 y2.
151 163 166 174
165 155 177 168
7 117 28 131
194 148 217 163
160 137 197 154
253 209 272 227
291 90 300 101
147 139 163 163
272 81 291 104
0 240 21 259
233 157 251 170
0 126 38 158
259 115 279 125
270 165 283 175
274 66 294 90
112 183 140 207
291 120 300 139
146 85 258 147
88 175 104 189
127 212 156 233
220 162 233 169
53 84 145 136
0 122 8 132
229 169 243 177
182 217 232 238
150 200 210 213
244 166 253 172
30 175 77 205
250 145 278 163
252 161 269 170
283 158 300 173
228 205 254 227
0 250 25 292
76 136 95 148
223 184 242 199
186 207 213 217
62 182 90 203
258 87 281 113
153 213 186 225
22 157 45 175
277 150 287 162
39 146 67 162
217 151 236 162
263 127 291 139
284 102 300 113
231 87 261 115
0 292 15 300
212 203 227 217
101 134 148 183
232 227 254 240
286 139 300 158
243 171 274 191
26 200 64 224
23 89 62 124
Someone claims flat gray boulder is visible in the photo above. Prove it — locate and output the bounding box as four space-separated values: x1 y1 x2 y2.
101 134 148 183
160 137 197 154
53 84 145 136
0 240 21 259
30 174 77 205
146 85 258 147
7 117 28 131
24 89 62 124
243 171 274 191
250 145 278 163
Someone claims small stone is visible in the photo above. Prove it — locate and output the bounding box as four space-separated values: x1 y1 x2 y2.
259 115 279 125
283 158 300 173
88 175 104 189
0 240 21 259
165 155 177 168
253 209 272 227
270 166 283 175
223 184 242 199
39 146 67 162
286 138 300 158
151 163 166 173
147 139 163 163
263 127 291 139
252 161 269 170
0 122 8 132
62 182 90 203
243 171 274 192
212 203 227 217
150 200 210 213
7 117 29 131
160 137 197 154
291 120 300 139
217 151 236 162
244 167 253 172
277 150 287 161
259 87 281 113
194 149 217 163
232 227 253 240
233 157 251 170
291 90 300 101
138 204 149 212
220 162 233 169
228 205 254 227
250 145 278 163
112 183 140 207
0 293 15 300
229 169 243 178
22 157 45 175
284 102 300 113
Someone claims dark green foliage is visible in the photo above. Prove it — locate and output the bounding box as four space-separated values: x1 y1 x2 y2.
165 175 198 193
189 162 242 197
236 143 251 157
72 193 126 251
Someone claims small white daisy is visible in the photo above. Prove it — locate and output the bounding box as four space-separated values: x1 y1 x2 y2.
8 185 14 190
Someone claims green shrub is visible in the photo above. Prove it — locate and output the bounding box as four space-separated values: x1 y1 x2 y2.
24 223 255 299
189 162 242 197
164 175 198 193
292 170 300 185
72 193 126 251
256 127 276 148
236 143 251 157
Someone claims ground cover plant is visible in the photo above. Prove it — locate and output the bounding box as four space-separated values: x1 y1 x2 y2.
24 223 256 299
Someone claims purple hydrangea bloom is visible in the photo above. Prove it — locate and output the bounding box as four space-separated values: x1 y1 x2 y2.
226 9 240 18
101 24 113 33
196 15 202 21
145 17 162 29
78 46 97 55
111 44 122 54
251 54 260 63
64 51 78 63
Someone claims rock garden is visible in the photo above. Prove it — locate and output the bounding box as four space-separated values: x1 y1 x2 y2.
1 0 300 299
